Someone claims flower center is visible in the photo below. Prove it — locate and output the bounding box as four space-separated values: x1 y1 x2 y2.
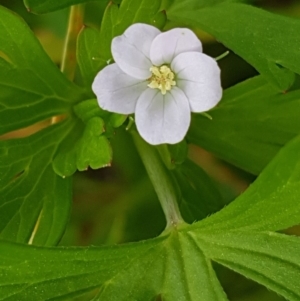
147 65 176 95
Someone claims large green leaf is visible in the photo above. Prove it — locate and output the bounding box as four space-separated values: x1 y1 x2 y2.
2 131 300 299
2 229 300 301
197 231 300 301
188 76 300 175
0 5 83 135
168 1 300 90
0 5 89 245
192 134 300 233
0 120 74 246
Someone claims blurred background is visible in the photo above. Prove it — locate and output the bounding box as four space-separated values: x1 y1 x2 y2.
0 0 299 300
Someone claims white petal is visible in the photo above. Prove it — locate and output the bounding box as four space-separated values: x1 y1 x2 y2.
92 63 147 114
150 28 202 66
112 23 161 80
171 52 222 112
135 87 191 145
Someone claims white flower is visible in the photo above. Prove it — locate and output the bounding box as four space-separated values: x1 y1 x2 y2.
92 23 222 145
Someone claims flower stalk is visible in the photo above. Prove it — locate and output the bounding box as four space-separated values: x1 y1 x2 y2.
131 130 185 229
61 4 85 81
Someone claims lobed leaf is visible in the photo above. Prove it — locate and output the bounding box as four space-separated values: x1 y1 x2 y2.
168 1 300 90
52 117 112 177
0 120 74 245
0 5 83 135
188 76 300 175
193 134 300 233
196 231 300 301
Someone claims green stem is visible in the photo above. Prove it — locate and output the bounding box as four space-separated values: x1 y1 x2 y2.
131 130 185 229
61 4 85 81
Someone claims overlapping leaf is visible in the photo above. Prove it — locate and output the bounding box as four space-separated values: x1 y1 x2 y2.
0 6 84 245
77 0 165 87
188 76 300 175
168 1 300 90
0 5 83 135
77 2 118 87
197 231 300 301
1 127 300 300
192 135 300 232
0 120 74 245
0 230 228 301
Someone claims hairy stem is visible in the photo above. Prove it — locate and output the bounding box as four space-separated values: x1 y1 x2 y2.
131 130 185 229
61 4 85 81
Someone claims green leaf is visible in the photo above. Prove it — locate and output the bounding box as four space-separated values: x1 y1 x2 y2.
3 227 300 301
194 134 300 233
0 5 83 135
77 2 119 87
0 228 228 301
168 2 300 90
114 0 166 36
175 160 224 223
23 0 100 14
53 99 126 177
53 117 112 177
3 135 300 300
77 27 106 88
197 231 300 301
0 120 74 245
188 76 300 175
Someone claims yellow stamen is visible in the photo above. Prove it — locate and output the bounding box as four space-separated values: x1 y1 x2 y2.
148 65 176 95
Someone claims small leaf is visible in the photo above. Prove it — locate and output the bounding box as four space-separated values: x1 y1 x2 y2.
53 117 112 177
168 2 300 90
74 98 127 129
0 228 228 301
77 117 112 171
73 99 110 123
77 27 107 88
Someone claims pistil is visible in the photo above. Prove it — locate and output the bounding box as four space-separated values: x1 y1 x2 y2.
148 65 176 95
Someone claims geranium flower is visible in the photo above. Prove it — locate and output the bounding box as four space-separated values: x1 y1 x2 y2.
92 23 222 145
